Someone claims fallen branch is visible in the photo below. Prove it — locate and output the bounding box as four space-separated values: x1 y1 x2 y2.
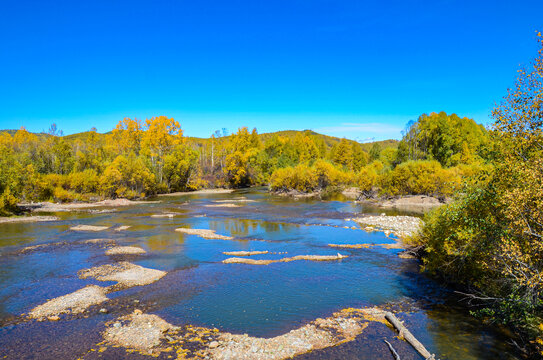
385 312 435 360
384 339 401 360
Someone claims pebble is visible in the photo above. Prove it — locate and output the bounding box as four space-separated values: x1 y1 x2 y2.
113 322 121 328
209 341 220 349
99 308 108 314
47 315 60 321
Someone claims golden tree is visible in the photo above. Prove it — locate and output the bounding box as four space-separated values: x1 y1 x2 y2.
492 32 543 305
141 116 183 183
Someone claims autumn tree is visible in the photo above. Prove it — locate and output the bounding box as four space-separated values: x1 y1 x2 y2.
332 138 354 169
490 32 543 308
112 117 143 155
224 127 260 187
141 116 183 184
413 33 543 351
396 112 488 166
369 143 381 161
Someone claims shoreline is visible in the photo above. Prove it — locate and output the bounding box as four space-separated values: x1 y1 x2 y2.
157 188 234 197
13 188 234 215
0 215 60 224
273 187 447 213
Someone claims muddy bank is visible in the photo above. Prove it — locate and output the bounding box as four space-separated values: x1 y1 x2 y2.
158 188 234 197
28 285 108 320
341 187 361 199
223 254 346 265
175 228 234 240
98 307 388 359
78 262 166 289
20 198 158 213
352 215 422 238
272 189 321 198
0 215 59 224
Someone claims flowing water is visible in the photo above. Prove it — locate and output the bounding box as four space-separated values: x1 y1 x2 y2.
0 188 520 359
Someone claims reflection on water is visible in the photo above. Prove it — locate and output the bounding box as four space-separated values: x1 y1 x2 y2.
0 188 521 359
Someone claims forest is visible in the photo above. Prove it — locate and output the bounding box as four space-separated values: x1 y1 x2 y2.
0 111 488 216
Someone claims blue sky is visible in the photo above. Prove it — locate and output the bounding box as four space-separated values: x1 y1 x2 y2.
1 0 542 141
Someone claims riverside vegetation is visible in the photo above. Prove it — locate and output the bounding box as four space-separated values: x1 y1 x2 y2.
408 33 543 356
0 32 541 359
0 112 489 215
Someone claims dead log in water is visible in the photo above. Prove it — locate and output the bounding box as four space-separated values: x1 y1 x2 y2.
385 312 435 360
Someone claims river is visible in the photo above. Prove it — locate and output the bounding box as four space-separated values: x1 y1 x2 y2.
0 188 520 359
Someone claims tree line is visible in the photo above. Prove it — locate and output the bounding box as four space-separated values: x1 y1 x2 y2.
0 110 490 216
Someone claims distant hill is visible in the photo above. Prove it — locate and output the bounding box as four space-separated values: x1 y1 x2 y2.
1 128 398 152
186 129 398 152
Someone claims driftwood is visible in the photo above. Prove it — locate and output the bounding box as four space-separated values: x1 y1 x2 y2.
384 340 401 360
385 312 435 360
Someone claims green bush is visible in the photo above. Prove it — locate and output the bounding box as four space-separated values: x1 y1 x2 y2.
270 164 318 192
70 169 99 194
379 160 461 196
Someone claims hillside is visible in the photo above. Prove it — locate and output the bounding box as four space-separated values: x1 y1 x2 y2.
1 128 398 152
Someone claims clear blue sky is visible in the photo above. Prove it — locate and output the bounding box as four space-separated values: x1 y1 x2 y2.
1 0 542 141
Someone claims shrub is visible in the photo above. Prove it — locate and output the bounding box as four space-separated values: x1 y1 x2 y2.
270 164 318 192
379 160 461 196
70 169 99 194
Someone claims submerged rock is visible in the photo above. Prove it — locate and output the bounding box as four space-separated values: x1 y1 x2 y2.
105 246 146 256
204 203 241 208
70 225 110 232
79 262 166 288
84 238 115 245
28 285 108 320
175 228 234 240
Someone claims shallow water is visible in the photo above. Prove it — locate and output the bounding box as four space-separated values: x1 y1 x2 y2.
0 188 520 359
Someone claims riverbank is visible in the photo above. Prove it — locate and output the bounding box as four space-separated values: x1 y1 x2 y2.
12 188 234 215
0 215 59 224
273 187 446 213
157 188 234 197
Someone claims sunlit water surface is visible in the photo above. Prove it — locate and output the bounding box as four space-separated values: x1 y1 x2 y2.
0 188 520 359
